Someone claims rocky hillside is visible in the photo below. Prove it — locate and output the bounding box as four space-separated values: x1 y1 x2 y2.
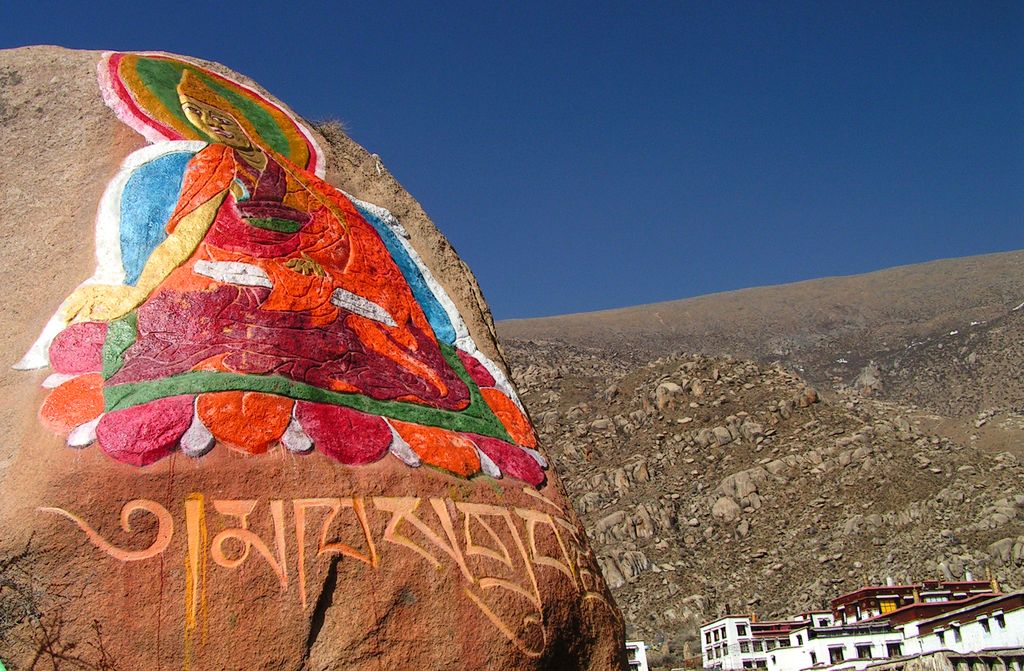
879 307 1024 417
503 341 1024 670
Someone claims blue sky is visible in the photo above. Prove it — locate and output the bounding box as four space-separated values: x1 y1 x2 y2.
2 1 1021 319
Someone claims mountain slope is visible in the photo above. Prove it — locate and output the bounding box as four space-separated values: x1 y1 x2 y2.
503 343 1024 669
500 250 1024 390
499 251 1024 670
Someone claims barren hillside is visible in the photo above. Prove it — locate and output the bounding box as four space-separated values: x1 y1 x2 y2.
499 252 1024 670
500 250 1024 392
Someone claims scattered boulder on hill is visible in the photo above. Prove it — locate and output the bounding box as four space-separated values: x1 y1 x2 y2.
503 339 1024 670
655 381 686 410
854 361 885 396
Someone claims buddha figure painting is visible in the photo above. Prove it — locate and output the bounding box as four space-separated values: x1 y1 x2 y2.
16 52 544 486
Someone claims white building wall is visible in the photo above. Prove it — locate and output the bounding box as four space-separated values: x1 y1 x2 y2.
701 617 774 670
625 640 650 671
913 607 1024 655
766 630 904 671
770 641 814 671
705 598 1024 671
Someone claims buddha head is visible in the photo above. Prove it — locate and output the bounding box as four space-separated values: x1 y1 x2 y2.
177 70 256 152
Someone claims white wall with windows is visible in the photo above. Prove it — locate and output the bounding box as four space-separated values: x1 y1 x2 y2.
766 629 904 671
701 617 773 670
702 594 1023 671
625 640 650 671
701 617 812 670
903 604 1024 655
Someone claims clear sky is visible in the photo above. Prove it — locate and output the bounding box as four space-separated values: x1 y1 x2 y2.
2 1 1021 319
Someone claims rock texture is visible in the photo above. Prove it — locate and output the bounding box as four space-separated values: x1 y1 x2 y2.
499 234 1024 669
503 342 1024 670
0 46 623 670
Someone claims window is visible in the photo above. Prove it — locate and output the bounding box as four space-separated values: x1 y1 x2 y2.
937 631 946 645
856 644 873 659
741 642 750 653
995 613 1005 628
714 630 720 642
952 626 962 643
738 624 748 636
754 642 763 652
886 642 903 657
796 635 803 645
880 598 898 614
706 632 712 644
980 618 990 633
810 652 818 665
829 647 846 664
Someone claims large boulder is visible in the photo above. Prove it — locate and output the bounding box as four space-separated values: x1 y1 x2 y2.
0 47 624 670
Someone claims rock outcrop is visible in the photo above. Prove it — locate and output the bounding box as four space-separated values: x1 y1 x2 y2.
0 47 623 670
503 340 1024 670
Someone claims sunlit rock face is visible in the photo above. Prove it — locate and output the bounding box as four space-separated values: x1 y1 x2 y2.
0 46 624 671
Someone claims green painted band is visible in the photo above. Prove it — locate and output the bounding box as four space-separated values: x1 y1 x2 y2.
102 344 512 442
102 313 138 379
104 370 505 438
246 217 303 233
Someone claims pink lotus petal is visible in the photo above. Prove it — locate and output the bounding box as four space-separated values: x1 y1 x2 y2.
96 395 194 466
49 322 107 375
295 402 391 465
469 434 546 487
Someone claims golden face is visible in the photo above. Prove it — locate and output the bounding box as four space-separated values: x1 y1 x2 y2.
179 94 252 150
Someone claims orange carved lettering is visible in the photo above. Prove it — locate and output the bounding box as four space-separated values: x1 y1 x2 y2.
210 499 288 591
184 493 209 668
373 496 474 583
515 507 578 586
293 497 378 609
39 499 172 561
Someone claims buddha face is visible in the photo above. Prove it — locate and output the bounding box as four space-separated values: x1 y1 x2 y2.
179 94 252 150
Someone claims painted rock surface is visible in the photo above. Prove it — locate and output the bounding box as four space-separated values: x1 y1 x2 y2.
0 47 624 670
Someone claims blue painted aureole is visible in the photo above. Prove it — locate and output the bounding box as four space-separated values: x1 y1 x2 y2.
119 151 194 285
354 202 457 344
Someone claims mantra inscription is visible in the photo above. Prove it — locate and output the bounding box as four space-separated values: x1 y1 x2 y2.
40 489 615 659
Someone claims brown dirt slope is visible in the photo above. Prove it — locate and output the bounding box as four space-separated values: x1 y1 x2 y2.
500 250 1024 388
500 252 1024 670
